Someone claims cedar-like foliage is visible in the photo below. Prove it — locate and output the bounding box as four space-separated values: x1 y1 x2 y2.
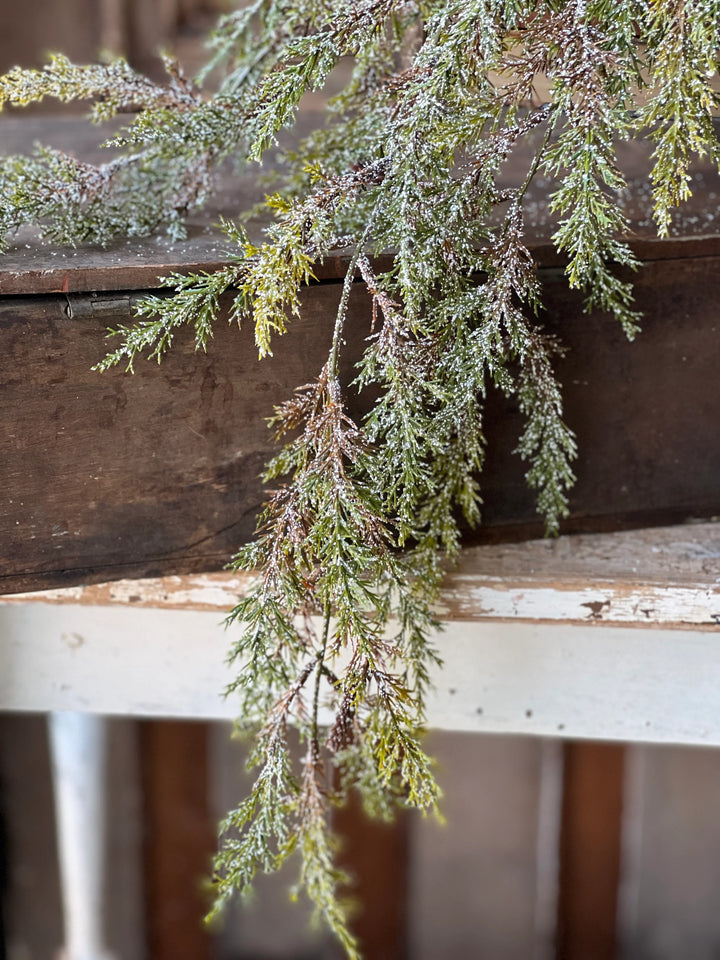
2 2 719 954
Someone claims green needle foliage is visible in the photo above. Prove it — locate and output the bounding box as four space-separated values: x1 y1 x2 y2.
2 1 719 953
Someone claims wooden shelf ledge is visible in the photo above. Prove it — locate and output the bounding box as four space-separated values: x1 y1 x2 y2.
4 522 719 629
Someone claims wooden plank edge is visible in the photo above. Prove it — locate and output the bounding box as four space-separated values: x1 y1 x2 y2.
0 250 396 297
3 523 719 627
2 575 718 630
3 611 720 743
4 235 720 297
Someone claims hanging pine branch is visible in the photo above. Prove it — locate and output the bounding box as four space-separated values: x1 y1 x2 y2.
1 0 719 953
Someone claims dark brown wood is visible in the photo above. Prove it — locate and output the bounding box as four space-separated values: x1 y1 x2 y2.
556 742 625 960
0 115 268 297
5 247 720 592
139 719 214 960
334 795 410 960
0 283 373 593
0 113 357 297
477 251 720 534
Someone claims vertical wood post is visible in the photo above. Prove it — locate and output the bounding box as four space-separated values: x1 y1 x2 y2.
48 712 113 960
556 742 625 960
533 740 565 960
139 719 214 960
333 795 410 960
99 0 127 56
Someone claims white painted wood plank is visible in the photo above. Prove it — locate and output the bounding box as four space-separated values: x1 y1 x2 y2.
427 621 720 743
436 579 720 626
0 604 237 719
5 571 720 626
3 603 720 744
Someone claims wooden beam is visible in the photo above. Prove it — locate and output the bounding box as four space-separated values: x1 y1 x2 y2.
4 118 720 593
3 611 720 743
2 525 720 743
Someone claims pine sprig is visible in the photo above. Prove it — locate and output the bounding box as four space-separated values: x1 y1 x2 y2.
0 57 213 249
215 258 441 947
640 0 720 235
0 53 199 115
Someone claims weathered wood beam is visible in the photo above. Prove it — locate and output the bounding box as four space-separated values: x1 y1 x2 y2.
3 118 720 593
5 253 720 593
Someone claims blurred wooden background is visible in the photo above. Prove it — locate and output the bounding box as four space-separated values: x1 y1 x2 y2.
6 715 720 960
0 0 226 76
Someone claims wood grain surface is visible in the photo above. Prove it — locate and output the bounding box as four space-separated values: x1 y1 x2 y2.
556 742 625 960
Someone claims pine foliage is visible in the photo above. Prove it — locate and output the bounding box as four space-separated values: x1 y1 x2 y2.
2 1 719 953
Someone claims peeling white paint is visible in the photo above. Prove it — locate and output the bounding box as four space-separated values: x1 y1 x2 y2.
440 579 720 626
6 573 719 628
